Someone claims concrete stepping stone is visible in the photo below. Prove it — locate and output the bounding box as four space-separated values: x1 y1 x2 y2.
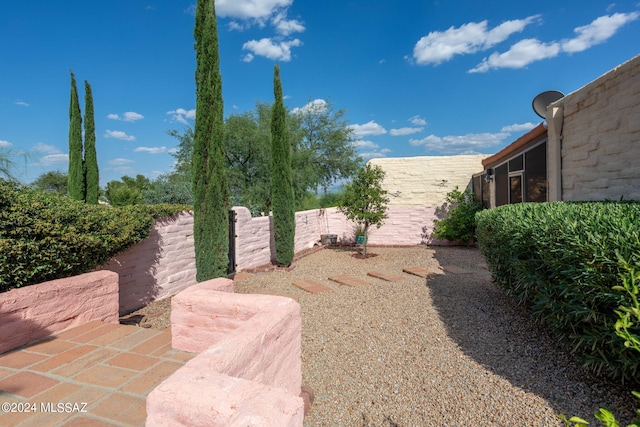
232 272 254 282
292 280 332 294
367 271 405 282
328 275 370 287
441 265 473 275
402 267 431 278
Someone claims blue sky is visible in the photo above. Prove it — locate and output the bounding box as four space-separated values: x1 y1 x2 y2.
1 1 639 186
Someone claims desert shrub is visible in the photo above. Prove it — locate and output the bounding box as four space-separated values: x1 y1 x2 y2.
432 187 483 244
0 180 188 292
475 201 640 382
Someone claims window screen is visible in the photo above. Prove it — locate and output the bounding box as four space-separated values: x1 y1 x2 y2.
495 164 509 207
524 143 547 202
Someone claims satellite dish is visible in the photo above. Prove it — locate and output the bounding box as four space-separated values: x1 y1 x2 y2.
532 90 564 119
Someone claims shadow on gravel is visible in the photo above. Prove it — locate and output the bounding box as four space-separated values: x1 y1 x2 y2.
427 246 634 425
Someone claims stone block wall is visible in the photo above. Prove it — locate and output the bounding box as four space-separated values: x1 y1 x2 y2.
554 54 640 201
99 212 197 314
368 155 486 206
0 271 119 354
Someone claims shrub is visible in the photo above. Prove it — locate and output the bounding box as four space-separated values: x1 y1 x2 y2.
432 187 483 244
0 180 188 292
475 201 640 382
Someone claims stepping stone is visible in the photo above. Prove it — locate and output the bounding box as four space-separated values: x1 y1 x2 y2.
402 267 431 278
328 275 370 287
233 272 254 282
367 271 404 282
441 265 473 275
292 280 332 294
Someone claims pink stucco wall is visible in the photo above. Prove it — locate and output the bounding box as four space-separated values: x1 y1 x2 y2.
146 278 304 426
0 270 119 354
99 212 197 314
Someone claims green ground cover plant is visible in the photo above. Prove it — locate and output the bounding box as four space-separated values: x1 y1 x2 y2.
0 180 188 292
475 201 640 383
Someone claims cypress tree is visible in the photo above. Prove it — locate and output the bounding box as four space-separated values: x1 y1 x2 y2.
192 0 229 280
271 65 295 266
68 70 84 200
84 80 99 204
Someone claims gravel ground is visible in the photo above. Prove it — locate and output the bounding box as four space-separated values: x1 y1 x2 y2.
125 246 635 426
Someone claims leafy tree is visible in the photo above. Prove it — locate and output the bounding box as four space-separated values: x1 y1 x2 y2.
32 171 68 195
338 164 389 257
271 65 295 266
105 174 150 206
84 80 99 204
169 99 361 215
68 70 84 201
192 0 229 280
431 187 483 245
143 173 193 205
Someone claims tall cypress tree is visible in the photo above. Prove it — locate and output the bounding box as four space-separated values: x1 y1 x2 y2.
68 70 84 200
192 0 229 280
84 80 99 204
271 65 295 266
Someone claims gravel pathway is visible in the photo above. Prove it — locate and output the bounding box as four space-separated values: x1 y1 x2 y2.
127 246 635 426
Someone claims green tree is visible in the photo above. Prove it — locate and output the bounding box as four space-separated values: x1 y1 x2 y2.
105 174 149 206
143 172 193 205
32 171 68 195
67 70 84 201
168 99 361 215
431 187 483 245
84 80 99 204
270 65 295 267
192 0 229 280
338 164 389 257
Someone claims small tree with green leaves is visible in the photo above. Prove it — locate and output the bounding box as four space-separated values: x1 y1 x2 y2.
338 164 389 257
432 186 482 245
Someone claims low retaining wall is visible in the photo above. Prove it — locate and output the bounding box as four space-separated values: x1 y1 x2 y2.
146 278 304 426
0 270 119 354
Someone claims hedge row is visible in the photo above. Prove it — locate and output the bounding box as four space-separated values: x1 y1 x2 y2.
475 201 640 383
0 180 189 292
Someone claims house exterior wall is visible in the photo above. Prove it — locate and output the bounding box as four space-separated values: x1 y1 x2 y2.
548 54 640 201
368 155 486 206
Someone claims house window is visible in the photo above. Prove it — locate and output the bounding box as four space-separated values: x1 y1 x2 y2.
491 139 547 207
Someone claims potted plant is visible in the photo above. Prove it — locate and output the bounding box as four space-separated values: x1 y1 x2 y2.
354 224 367 245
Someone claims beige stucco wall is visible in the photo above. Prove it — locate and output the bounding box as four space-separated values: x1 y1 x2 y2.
368 155 486 206
548 54 640 201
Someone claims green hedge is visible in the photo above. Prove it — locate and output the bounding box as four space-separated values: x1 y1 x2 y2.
0 180 189 292
475 201 640 383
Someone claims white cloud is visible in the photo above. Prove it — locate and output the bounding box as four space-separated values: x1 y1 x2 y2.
32 143 59 154
15 100 29 107
242 37 301 61
38 154 69 166
561 12 639 53
352 139 379 150
215 0 292 20
409 115 427 126
412 15 540 65
501 122 537 132
349 121 387 137
105 130 135 141
469 38 562 72
272 11 305 35
0 140 12 148
469 12 639 73
360 148 392 160
108 158 135 165
410 131 509 154
291 99 327 115
134 146 176 154
108 111 144 122
390 127 424 136
166 108 196 125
